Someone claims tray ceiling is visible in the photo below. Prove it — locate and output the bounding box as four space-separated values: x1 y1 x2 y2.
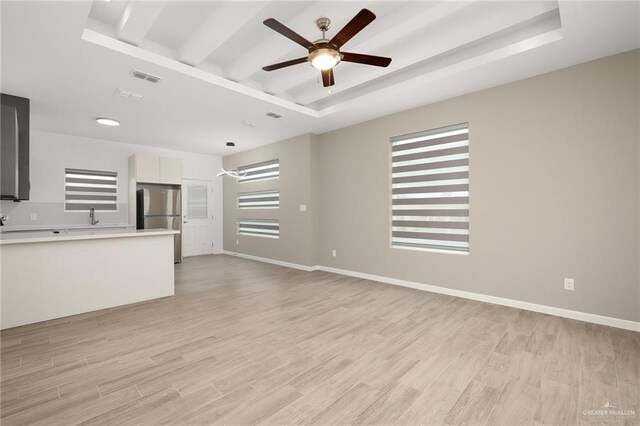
85 1 566 114
1 1 638 155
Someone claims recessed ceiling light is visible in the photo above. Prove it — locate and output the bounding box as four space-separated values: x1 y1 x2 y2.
226 142 235 147
96 118 120 126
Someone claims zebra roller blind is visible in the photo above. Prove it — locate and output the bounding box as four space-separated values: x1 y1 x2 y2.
391 123 469 253
238 219 279 238
238 159 279 183
64 168 118 211
238 189 279 209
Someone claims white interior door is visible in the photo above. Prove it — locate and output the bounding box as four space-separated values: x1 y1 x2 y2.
182 179 214 257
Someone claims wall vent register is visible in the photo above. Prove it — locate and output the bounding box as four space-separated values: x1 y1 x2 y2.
238 189 279 209
238 159 279 183
391 123 469 253
238 219 279 238
64 168 118 211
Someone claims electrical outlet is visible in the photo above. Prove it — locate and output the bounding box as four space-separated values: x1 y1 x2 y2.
30 213 37 221
564 278 574 291
299 204 306 212
332 249 337 257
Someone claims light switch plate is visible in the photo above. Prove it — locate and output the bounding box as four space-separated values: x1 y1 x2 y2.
30 213 37 221
299 205 306 212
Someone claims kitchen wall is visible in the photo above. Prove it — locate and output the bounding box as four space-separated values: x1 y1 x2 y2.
223 134 320 267
1 130 223 252
223 49 640 323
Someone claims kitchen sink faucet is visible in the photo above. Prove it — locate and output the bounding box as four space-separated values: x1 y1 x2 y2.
89 208 99 226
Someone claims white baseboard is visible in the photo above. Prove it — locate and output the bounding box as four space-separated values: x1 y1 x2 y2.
219 252 640 332
316 266 640 332
222 251 318 272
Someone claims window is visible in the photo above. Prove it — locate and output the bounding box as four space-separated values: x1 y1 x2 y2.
238 189 279 209
64 168 118 211
187 184 208 219
238 219 279 238
236 160 280 239
390 123 469 253
238 159 279 183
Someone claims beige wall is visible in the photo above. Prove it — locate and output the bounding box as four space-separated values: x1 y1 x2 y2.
223 50 640 322
223 134 320 266
319 50 639 322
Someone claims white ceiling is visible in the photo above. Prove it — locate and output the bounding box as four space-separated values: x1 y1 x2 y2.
1 1 638 156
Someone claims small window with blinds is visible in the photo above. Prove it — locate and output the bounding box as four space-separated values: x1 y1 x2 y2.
64 168 118 212
238 218 279 238
391 123 469 253
238 190 279 209
238 159 279 183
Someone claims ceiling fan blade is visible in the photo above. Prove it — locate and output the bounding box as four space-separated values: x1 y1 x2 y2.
321 69 335 87
262 57 308 72
263 18 317 50
341 52 392 67
329 9 376 49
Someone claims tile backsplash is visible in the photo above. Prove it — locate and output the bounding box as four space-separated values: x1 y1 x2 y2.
0 201 130 228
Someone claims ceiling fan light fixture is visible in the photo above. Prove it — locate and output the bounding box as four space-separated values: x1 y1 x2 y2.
309 48 341 70
262 9 390 87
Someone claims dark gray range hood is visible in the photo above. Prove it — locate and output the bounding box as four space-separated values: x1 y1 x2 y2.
1 94 30 201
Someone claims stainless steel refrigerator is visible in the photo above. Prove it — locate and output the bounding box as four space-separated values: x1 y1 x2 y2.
136 185 182 262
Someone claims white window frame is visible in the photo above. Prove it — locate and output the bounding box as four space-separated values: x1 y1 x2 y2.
237 218 280 239
238 189 280 209
238 159 280 184
390 123 469 254
64 168 118 212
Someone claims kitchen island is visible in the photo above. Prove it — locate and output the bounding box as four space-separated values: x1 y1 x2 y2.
0 228 178 329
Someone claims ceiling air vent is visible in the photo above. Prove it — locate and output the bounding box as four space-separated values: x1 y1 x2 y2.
145 74 161 83
266 112 282 119
131 69 162 83
114 89 143 100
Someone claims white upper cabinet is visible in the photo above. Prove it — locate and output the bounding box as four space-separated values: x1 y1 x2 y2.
130 154 182 184
133 154 161 183
159 156 182 185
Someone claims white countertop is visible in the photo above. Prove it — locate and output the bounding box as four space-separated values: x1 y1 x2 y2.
1 223 135 232
0 228 180 245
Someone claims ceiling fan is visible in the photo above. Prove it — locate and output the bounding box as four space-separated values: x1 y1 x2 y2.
262 9 392 87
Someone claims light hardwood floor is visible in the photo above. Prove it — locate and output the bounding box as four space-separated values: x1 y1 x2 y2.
1 254 638 425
